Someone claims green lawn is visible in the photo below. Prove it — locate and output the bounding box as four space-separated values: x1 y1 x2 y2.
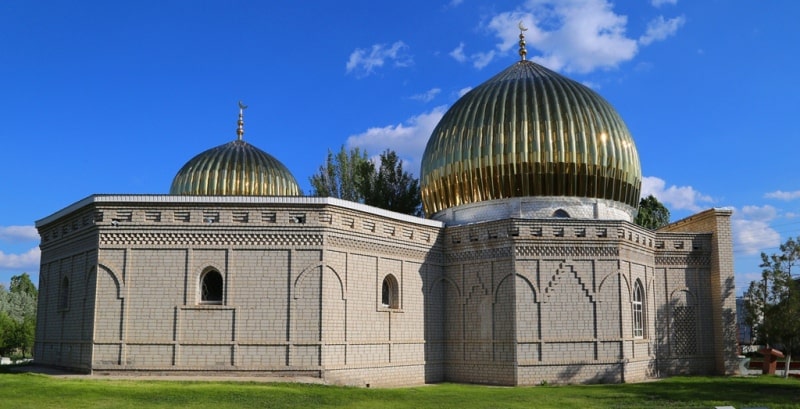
2 370 799 409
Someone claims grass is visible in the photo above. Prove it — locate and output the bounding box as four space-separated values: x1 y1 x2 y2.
2 368 800 408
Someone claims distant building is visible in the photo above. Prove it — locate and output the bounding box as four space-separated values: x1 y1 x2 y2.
33 32 738 386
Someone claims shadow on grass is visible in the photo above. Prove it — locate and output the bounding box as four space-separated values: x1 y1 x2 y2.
619 376 800 408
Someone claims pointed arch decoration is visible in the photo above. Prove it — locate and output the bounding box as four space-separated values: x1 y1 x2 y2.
293 262 346 300
98 264 124 300
494 273 539 304
598 270 626 294
428 276 462 300
669 288 698 356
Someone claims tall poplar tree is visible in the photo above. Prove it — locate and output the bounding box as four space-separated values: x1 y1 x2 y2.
310 147 422 216
309 146 369 202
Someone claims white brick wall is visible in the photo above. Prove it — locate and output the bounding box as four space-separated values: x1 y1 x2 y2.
34 197 735 385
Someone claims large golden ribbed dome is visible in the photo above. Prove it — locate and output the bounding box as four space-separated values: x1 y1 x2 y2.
170 104 301 196
420 58 641 219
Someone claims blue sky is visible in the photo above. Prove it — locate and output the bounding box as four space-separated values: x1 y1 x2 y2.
1 0 798 295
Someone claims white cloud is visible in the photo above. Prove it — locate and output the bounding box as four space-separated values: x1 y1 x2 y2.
472 50 497 69
472 0 684 73
0 247 40 270
739 204 777 222
0 225 39 242
346 106 447 175
641 176 714 212
346 41 413 77
410 88 441 103
651 0 678 7
639 15 686 45
732 205 781 256
764 190 800 200
450 42 467 63
476 0 638 73
449 0 464 6
457 87 473 97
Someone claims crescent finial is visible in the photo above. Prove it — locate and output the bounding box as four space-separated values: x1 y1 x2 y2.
236 101 247 141
518 21 528 61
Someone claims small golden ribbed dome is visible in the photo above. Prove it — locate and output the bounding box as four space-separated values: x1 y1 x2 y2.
420 59 641 217
170 104 300 196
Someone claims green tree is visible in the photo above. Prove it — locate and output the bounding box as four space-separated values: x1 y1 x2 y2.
0 311 14 356
309 146 369 202
0 274 37 358
744 236 800 378
10 272 37 298
9 316 36 358
310 147 422 216
634 195 670 230
361 150 422 216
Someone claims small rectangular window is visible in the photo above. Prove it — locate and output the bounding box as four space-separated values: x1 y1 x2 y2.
202 211 219 223
232 211 249 223
116 211 133 222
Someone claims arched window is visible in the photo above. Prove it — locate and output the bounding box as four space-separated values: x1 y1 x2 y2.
59 276 70 310
381 274 399 309
200 270 223 305
632 280 644 338
552 209 570 218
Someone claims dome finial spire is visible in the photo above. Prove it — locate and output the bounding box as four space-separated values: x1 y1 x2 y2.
236 100 248 141
518 21 528 61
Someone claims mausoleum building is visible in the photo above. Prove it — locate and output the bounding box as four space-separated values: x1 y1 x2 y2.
33 33 738 386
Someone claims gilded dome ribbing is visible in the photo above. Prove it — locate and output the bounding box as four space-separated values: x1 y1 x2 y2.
420 59 641 217
170 104 300 196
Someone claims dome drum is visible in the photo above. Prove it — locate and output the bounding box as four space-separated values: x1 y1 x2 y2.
432 196 637 226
